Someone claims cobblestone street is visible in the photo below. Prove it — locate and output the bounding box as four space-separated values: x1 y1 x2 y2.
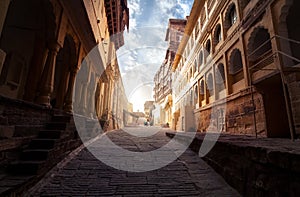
25 127 239 196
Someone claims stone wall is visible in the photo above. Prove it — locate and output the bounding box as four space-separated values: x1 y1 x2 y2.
195 88 266 136
166 132 300 196
0 95 52 127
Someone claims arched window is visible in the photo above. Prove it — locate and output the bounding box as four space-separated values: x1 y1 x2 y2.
215 63 226 90
200 80 205 101
248 27 272 64
225 3 238 29
194 59 197 73
229 49 243 74
194 85 198 100
229 49 244 83
229 5 237 26
199 50 203 70
190 90 193 105
206 39 211 54
214 24 222 45
207 73 214 96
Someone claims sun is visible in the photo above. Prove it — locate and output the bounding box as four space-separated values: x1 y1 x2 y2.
128 84 154 112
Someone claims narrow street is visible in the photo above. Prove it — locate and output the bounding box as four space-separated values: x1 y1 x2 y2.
25 127 239 196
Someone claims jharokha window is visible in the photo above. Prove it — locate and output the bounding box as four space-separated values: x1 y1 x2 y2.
214 24 222 45
229 5 237 26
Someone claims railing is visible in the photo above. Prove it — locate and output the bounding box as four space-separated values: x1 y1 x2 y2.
247 34 300 140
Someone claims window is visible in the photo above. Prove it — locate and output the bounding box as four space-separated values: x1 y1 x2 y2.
214 24 222 45
194 60 197 73
199 50 203 69
216 64 225 84
248 27 272 63
215 63 226 90
229 49 243 74
229 5 237 26
194 85 198 99
205 40 211 54
200 7 206 26
207 73 214 96
200 80 205 101
229 49 244 83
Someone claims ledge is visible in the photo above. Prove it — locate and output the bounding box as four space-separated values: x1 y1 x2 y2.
166 131 300 196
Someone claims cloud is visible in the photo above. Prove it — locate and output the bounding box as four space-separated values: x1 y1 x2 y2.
127 0 142 30
117 0 192 111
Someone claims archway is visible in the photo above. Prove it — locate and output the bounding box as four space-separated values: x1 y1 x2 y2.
248 26 290 137
255 74 291 138
52 35 77 109
247 27 272 66
213 24 222 47
215 63 225 99
229 48 244 84
224 3 237 31
0 0 56 100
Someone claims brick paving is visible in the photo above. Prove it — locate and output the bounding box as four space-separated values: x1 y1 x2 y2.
25 127 239 196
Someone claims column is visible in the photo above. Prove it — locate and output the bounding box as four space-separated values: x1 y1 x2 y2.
95 81 101 117
87 73 97 118
56 68 70 109
64 67 78 113
36 42 60 106
23 37 48 102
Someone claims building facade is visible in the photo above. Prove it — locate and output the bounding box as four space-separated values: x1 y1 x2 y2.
0 0 129 166
144 100 155 123
172 0 300 138
153 19 186 127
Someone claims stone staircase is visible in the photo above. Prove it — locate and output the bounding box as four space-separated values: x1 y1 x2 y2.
7 114 79 175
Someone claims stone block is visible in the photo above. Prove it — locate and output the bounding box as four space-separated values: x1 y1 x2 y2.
0 126 14 138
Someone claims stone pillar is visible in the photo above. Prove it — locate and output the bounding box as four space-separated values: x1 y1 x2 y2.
23 37 48 102
55 70 70 109
87 73 97 118
64 68 78 113
37 42 60 106
79 82 88 115
95 81 101 117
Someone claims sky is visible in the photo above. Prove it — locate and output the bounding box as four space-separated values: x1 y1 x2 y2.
117 0 193 112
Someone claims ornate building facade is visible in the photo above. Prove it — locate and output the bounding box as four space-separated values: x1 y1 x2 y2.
0 0 130 174
172 0 300 139
153 19 186 127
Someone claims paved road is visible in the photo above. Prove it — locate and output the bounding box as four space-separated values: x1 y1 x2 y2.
26 126 240 196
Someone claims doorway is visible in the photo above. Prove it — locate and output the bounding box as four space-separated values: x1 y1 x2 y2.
255 74 291 138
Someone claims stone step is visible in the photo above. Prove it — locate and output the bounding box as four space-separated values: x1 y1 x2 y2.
8 161 45 175
45 122 66 130
20 149 50 161
86 120 97 127
51 115 71 123
38 130 61 139
29 139 56 149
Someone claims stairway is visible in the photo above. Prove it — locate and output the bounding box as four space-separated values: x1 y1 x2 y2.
7 114 72 175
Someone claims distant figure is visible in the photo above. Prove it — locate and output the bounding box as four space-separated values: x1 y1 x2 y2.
166 122 169 128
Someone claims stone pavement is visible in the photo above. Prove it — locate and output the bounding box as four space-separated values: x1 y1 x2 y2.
25 126 239 196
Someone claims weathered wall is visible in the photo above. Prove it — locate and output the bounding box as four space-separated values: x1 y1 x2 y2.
195 88 266 136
